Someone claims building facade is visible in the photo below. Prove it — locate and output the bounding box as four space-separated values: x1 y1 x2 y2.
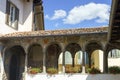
0 0 44 34
0 27 118 80
0 0 120 80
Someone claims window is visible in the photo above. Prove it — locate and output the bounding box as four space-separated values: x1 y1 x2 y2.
6 1 19 30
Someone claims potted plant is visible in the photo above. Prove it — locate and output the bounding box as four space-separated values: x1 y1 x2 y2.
28 67 42 74
72 67 80 73
65 67 80 73
87 67 101 74
65 67 73 73
108 66 120 74
47 68 58 74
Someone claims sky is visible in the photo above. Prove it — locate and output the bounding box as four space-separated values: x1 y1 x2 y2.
43 0 112 30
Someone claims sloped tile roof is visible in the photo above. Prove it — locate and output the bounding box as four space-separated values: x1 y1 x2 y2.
0 27 108 38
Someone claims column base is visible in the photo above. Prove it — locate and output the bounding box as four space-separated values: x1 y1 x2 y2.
62 66 65 73
81 66 86 74
43 66 46 73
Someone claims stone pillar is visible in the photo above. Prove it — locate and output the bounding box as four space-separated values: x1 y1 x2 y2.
43 47 46 73
82 51 86 73
62 50 65 73
25 53 28 73
88 54 91 68
0 46 5 80
2 46 8 80
103 51 108 73
72 56 75 67
23 53 28 80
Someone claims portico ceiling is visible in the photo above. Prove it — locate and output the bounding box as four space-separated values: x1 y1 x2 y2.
108 0 120 43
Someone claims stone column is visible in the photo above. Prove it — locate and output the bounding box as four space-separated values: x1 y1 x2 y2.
62 50 65 73
23 53 28 80
0 47 3 70
72 56 75 67
25 53 28 73
2 46 8 80
103 51 108 73
88 54 91 68
81 51 86 73
43 47 46 73
0 46 5 80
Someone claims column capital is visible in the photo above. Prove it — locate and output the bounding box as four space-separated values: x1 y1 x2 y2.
81 46 86 52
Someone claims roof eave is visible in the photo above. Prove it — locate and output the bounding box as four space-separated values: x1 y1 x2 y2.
108 0 118 42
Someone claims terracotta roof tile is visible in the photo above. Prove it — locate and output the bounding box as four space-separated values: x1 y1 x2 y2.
0 27 108 38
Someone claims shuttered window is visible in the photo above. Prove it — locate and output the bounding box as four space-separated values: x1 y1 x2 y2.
6 1 19 30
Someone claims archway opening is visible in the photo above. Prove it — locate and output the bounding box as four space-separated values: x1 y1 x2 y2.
58 51 83 73
85 42 103 73
65 51 72 73
108 49 120 67
65 43 81 73
28 44 43 72
91 50 104 72
74 51 83 73
46 43 61 73
4 46 25 80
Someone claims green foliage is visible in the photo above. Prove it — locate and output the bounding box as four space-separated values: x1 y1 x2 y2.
66 67 80 73
108 66 120 74
85 65 89 73
47 68 58 74
87 67 101 74
28 67 42 74
73 67 80 73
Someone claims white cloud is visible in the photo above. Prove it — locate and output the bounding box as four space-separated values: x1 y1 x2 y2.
63 2 110 24
45 15 50 19
51 10 67 20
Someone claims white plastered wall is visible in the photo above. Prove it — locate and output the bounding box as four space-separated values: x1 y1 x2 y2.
0 0 33 34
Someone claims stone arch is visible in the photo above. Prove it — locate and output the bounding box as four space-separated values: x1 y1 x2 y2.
85 40 103 52
106 45 120 54
65 43 81 70
4 45 25 80
46 42 62 70
65 43 81 57
85 41 104 69
85 41 103 57
46 41 62 49
28 43 43 70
